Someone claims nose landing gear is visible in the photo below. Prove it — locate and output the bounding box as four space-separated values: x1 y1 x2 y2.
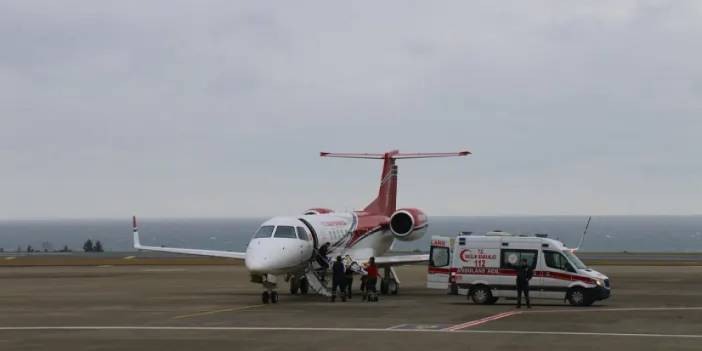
262 291 279 304
261 274 279 304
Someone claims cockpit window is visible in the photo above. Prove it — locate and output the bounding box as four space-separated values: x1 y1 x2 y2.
274 225 297 239
253 225 275 238
296 227 309 241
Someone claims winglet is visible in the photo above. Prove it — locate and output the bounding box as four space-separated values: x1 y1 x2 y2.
132 216 142 249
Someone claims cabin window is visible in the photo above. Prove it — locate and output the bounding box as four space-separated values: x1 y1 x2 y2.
253 226 275 238
274 226 297 239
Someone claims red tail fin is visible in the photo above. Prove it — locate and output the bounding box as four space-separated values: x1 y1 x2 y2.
320 150 470 216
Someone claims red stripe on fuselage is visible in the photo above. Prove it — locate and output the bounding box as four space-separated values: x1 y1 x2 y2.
346 212 389 247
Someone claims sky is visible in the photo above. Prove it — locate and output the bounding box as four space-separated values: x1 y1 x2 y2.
1 0 701 219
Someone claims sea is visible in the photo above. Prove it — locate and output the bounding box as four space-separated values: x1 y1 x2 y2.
0 216 701 253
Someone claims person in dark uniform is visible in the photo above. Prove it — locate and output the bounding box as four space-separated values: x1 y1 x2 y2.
516 257 533 308
331 256 346 302
344 263 354 299
316 242 331 268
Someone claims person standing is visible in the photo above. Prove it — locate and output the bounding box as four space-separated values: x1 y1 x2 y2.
344 263 354 299
331 256 346 302
363 257 379 301
317 242 331 268
516 258 533 308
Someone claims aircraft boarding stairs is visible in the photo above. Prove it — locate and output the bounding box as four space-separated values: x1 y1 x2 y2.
304 252 366 297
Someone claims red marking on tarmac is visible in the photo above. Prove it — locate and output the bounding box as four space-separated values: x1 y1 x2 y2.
443 311 522 331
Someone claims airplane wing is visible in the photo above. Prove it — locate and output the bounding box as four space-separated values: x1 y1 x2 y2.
373 254 428 266
132 217 246 260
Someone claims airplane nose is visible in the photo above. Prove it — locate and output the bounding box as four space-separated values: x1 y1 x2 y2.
245 239 310 274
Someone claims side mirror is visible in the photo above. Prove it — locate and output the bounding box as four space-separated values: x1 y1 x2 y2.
566 263 576 273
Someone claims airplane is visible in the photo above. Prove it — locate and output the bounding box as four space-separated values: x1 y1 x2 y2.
132 150 470 304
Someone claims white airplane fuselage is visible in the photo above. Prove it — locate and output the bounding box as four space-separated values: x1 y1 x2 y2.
244 212 398 275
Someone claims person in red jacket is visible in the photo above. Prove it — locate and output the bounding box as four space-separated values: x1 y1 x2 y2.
363 257 379 300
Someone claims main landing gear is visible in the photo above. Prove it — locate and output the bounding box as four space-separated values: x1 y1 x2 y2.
380 267 400 295
288 276 309 295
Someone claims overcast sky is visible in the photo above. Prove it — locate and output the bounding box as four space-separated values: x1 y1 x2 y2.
1 1 701 219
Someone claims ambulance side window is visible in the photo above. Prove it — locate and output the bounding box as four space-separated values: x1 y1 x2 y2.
430 247 450 267
544 251 575 272
500 249 538 270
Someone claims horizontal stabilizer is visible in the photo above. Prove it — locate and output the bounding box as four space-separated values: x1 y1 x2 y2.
320 150 471 159
321 150 470 216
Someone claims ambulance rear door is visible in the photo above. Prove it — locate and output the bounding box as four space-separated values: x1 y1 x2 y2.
427 236 452 289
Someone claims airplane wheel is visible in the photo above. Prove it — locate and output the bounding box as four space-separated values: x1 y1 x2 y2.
389 280 399 295
300 278 309 295
290 277 299 295
380 279 389 295
262 291 270 304
271 291 279 304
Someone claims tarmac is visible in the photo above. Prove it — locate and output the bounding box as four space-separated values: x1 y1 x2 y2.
0 264 701 350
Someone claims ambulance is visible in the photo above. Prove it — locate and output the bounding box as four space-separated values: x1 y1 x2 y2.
427 231 611 306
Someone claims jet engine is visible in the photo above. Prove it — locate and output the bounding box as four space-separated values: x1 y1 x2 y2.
303 208 334 215
389 208 428 241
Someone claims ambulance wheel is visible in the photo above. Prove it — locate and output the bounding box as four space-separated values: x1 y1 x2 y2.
470 285 493 305
271 291 279 304
380 279 389 295
262 291 270 304
567 288 592 306
300 278 309 295
289 277 299 295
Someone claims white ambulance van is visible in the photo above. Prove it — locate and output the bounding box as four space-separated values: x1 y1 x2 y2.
427 231 611 306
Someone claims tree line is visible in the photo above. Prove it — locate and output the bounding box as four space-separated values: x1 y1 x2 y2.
1 240 105 253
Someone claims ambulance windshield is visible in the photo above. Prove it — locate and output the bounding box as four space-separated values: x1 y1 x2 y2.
563 251 587 269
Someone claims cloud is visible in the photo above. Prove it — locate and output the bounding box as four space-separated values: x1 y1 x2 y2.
0 0 701 218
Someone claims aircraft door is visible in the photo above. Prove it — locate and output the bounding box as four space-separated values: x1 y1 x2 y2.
298 218 319 249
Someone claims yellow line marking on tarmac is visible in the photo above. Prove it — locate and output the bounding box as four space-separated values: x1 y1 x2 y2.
123 256 135 260
172 305 265 320
4 257 16 260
